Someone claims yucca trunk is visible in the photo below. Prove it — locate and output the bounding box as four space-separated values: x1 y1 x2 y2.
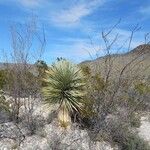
58 102 71 128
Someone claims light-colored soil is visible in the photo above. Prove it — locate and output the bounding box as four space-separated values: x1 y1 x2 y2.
138 115 150 144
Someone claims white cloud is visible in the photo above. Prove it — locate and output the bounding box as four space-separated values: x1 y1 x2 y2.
16 0 46 8
50 0 105 26
0 0 48 8
0 0 46 8
0 0 105 27
51 5 90 25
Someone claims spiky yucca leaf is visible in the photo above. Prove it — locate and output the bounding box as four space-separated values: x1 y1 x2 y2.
42 60 85 126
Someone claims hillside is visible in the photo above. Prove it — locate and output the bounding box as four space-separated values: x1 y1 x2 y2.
81 44 150 79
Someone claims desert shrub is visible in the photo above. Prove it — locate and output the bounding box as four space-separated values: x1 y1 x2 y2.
79 26 150 149
4 68 40 122
0 90 10 112
111 128 150 150
134 81 150 95
2 18 46 123
22 114 45 135
81 65 113 130
113 129 150 150
0 90 11 123
0 70 7 89
42 60 86 127
0 66 42 125
35 60 48 87
121 79 150 112
56 57 66 61
123 134 150 150
81 63 149 149
129 113 141 128
98 119 150 150
81 64 149 122
5 69 40 97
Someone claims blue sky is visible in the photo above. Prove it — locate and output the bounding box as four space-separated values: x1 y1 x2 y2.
0 0 150 64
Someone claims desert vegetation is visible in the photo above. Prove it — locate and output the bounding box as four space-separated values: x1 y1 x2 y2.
42 60 86 128
0 18 150 150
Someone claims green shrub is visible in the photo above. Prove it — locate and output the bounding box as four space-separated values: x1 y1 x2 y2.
134 81 150 95
5 69 39 97
0 70 7 89
106 121 150 150
35 60 48 87
123 134 150 150
129 113 141 128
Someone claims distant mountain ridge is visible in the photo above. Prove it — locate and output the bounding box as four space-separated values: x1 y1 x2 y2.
81 44 150 65
80 44 150 78
129 44 150 55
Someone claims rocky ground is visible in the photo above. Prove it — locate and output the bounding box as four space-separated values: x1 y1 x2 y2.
138 115 150 145
0 100 150 150
0 120 118 150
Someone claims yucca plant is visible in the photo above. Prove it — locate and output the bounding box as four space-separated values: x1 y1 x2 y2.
42 60 86 127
